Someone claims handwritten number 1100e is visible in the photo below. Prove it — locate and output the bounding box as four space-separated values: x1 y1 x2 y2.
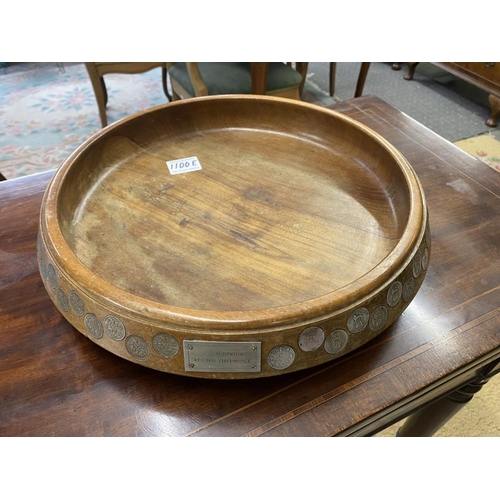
166 156 202 175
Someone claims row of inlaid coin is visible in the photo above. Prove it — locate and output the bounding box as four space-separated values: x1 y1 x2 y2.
39 245 181 361
267 238 430 370
38 231 429 371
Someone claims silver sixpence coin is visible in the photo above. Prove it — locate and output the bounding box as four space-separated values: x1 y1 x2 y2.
84 313 103 339
298 326 325 352
47 263 57 289
39 253 47 281
425 227 431 248
387 281 402 307
403 277 415 302
422 247 429 271
125 335 150 360
267 345 295 370
369 305 388 331
412 253 422 278
56 287 69 312
104 315 126 341
152 333 180 358
324 329 348 354
69 290 85 316
347 307 369 334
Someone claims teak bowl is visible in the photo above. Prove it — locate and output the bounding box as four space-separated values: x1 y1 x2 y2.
38 95 430 379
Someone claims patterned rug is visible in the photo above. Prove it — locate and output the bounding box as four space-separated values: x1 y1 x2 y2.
1 62 499 179
0 62 171 179
454 132 500 173
2 63 499 437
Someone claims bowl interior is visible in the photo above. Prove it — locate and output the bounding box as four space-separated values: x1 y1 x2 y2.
55 97 413 313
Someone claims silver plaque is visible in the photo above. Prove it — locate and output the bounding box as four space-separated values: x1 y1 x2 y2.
184 340 261 373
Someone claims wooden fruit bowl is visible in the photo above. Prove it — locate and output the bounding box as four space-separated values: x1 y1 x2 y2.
38 95 430 379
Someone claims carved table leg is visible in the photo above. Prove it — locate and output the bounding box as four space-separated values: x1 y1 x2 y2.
397 359 500 437
404 62 419 81
392 63 402 71
486 94 500 127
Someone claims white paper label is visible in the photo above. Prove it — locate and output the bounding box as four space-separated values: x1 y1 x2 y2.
166 156 202 175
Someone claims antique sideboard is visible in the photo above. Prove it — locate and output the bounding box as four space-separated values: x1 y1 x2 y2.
404 62 500 127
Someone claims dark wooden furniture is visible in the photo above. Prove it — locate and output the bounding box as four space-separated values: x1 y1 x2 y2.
85 63 171 128
404 62 500 127
1 96 500 437
329 62 371 98
167 62 308 101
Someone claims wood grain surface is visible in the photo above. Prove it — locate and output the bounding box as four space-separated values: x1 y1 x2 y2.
1 96 499 436
52 97 415 311
38 96 427 378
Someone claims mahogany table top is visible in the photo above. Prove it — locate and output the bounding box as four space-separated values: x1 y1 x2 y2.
1 95 500 436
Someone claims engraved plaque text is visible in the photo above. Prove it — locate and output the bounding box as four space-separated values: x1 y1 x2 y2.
184 340 261 373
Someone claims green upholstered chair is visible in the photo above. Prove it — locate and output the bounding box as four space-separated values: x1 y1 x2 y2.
167 62 308 101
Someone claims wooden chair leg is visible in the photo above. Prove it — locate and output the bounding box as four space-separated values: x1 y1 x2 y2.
85 63 108 127
486 94 500 127
100 77 108 106
295 62 309 96
250 63 269 95
162 67 172 102
354 62 371 98
329 62 337 97
405 63 419 81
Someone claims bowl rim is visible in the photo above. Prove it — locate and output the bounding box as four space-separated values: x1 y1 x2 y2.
40 94 426 331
